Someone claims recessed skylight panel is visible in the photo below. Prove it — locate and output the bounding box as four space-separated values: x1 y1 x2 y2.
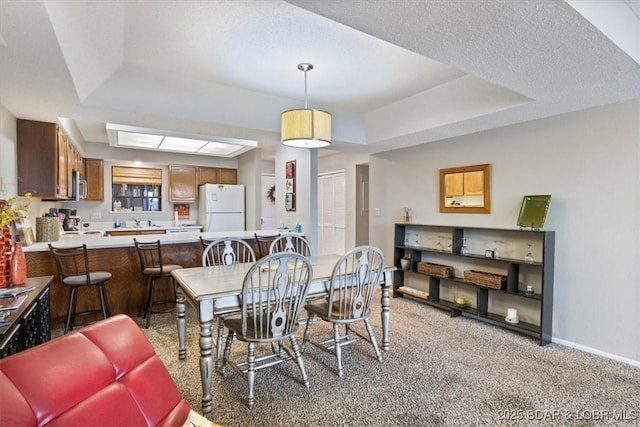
160 136 208 153
117 132 163 148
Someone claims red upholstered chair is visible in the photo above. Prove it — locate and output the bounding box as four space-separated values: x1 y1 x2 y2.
0 314 194 426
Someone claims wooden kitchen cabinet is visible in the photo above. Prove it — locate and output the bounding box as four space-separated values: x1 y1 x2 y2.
218 167 237 184
17 119 72 199
197 166 237 185
169 165 197 202
197 166 218 185
84 158 104 201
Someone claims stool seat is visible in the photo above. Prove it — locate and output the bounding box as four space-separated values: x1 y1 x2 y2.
142 264 182 277
48 244 112 334
63 271 112 286
134 239 183 329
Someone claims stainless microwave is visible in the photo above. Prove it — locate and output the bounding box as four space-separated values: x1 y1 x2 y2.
71 170 87 201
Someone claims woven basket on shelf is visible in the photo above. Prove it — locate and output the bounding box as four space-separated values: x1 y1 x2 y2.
417 262 453 278
464 270 507 289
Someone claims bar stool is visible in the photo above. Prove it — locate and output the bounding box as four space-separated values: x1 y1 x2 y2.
254 233 280 258
48 243 112 334
133 239 183 329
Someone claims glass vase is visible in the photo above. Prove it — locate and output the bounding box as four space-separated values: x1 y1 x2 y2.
10 240 26 286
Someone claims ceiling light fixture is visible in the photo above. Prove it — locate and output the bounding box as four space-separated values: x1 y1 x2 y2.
281 63 331 148
106 123 257 158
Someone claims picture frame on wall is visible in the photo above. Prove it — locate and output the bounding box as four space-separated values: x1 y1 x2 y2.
285 193 295 211
286 160 296 179
285 160 296 211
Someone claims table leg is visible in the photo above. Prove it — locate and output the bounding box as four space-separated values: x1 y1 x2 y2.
199 300 214 415
380 270 392 351
176 286 187 360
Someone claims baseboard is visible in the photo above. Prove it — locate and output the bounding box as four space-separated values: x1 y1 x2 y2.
552 337 640 368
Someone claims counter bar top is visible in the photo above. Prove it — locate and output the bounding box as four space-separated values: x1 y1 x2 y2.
24 229 300 252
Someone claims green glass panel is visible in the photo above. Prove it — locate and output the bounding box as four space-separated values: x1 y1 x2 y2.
517 195 551 230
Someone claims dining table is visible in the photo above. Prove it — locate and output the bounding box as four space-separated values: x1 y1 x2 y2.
171 254 395 415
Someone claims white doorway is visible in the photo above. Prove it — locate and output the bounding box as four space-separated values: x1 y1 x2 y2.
318 170 345 255
261 174 276 230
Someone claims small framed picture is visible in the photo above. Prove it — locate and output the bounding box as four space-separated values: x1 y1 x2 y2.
285 160 296 179
285 193 295 211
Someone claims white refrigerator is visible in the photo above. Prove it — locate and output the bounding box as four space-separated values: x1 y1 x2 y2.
198 184 245 232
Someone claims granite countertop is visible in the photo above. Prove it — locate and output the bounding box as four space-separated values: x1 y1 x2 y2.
24 229 302 252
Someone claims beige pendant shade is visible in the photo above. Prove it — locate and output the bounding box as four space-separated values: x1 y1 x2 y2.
281 108 331 148
281 63 331 148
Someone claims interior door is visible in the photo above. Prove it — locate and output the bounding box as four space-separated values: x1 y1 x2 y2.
318 171 346 255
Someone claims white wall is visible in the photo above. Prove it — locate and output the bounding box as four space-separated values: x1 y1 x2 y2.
0 104 17 199
275 145 318 252
237 149 262 230
368 99 640 363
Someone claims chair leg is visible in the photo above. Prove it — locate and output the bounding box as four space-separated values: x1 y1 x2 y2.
301 313 315 351
143 277 152 319
98 283 111 319
65 287 78 335
145 277 156 329
247 342 256 409
364 318 382 362
333 323 344 378
290 335 309 388
171 278 178 301
221 330 235 374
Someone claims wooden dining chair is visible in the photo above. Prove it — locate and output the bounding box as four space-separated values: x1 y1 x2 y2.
201 238 256 368
221 252 313 408
201 238 255 267
269 235 312 256
302 245 385 378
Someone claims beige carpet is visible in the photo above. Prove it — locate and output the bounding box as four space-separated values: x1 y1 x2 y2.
57 291 640 426
132 291 640 427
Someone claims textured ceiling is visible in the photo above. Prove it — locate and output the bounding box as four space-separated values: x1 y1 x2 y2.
0 0 638 160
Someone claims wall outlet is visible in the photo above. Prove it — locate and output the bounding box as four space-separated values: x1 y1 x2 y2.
90 212 102 220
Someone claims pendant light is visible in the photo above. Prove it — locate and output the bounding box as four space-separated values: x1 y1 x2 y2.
281 63 331 148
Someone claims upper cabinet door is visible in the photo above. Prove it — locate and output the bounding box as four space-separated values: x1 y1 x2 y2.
17 120 67 199
169 165 197 202
84 158 104 201
218 168 237 184
197 167 237 185
197 166 219 185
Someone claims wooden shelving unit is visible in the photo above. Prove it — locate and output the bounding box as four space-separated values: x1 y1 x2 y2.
394 224 555 345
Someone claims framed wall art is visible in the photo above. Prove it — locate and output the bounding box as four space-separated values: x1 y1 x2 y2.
439 163 491 214
517 195 551 230
285 160 296 211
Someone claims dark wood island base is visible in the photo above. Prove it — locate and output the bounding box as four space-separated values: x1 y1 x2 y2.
26 242 202 329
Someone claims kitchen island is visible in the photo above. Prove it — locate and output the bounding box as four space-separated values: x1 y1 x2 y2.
24 230 297 329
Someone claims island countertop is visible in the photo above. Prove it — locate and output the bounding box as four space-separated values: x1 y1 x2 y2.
24 229 299 252
24 229 300 328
